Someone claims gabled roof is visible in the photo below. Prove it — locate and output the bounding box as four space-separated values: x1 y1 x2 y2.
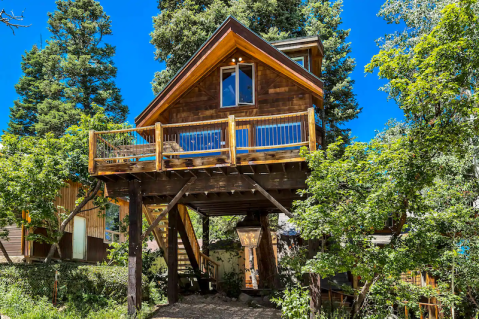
135 16 324 127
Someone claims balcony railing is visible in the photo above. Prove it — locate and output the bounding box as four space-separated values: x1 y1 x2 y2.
88 108 317 174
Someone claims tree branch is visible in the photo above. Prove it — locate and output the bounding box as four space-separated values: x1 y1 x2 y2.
0 8 30 35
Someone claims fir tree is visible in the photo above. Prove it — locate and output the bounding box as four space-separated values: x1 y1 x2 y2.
8 45 46 136
151 0 358 143
8 0 128 137
303 0 360 145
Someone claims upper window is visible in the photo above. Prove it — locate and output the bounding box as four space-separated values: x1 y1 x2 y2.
105 203 121 243
221 63 254 108
291 57 305 68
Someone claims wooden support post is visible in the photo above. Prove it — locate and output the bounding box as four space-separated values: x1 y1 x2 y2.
256 213 280 289
88 130 97 174
155 122 163 172
242 175 293 218
202 216 210 257
168 206 179 304
228 115 236 166
128 180 143 316
308 107 317 152
249 247 258 289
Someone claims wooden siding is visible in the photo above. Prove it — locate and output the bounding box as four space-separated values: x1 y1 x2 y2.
0 226 23 257
163 49 312 125
31 227 109 263
56 181 128 241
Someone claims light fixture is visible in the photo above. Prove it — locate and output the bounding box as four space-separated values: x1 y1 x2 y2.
236 212 263 248
238 57 242 62
232 58 236 63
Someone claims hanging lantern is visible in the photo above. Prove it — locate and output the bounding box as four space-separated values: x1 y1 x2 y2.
235 213 263 248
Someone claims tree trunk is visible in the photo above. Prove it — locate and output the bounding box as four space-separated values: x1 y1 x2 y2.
44 181 102 263
256 214 281 289
351 279 374 318
0 239 13 264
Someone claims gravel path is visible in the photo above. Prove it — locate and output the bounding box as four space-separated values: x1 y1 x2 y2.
153 295 282 319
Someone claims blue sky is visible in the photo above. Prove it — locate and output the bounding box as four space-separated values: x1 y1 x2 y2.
0 0 404 142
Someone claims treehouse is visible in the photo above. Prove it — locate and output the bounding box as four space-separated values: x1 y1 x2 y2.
87 16 325 314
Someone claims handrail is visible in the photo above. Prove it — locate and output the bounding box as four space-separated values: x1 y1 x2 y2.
88 108 318 174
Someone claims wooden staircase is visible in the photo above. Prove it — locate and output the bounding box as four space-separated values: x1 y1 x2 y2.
143 204 219 289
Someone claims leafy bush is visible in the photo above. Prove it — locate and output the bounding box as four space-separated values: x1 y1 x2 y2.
0 282 152 319
220 271 244 298
0 263 150 303
271 285 310 319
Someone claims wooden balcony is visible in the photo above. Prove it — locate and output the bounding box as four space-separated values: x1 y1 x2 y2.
88 108 319 177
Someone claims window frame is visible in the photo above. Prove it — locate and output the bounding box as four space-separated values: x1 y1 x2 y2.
220 63 255 108
291 56 305 68
104 203 122 244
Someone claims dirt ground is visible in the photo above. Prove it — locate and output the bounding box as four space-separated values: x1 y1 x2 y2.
152 294 282 319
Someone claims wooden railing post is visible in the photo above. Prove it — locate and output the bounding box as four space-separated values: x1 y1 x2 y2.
88 130 97 174
228 115 236 166
308 107 317 152
155 122 163 171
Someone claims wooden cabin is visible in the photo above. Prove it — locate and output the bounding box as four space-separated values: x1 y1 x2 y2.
0 181 129 263
87 16 325 314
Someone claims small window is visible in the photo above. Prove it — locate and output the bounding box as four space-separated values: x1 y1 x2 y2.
105 204 121 243
221 63 255 108
291 56 305 68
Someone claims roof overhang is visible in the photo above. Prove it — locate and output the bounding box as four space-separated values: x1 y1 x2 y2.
135 17 324 128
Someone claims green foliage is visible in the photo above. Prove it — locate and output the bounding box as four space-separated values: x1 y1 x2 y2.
151 0 359 143
0 263 150 304
220 271 243 298
0 282 152 319
271 285 310 319
8 0 127 137
0 108 126 260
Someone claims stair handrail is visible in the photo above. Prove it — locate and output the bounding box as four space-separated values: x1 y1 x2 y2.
200 252 219 281
178 205 201 267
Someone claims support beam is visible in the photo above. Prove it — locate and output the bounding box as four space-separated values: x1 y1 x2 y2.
202 216 210 257
242 175 293 218
168 206 179 304
142 177 197 240
128 180 143 316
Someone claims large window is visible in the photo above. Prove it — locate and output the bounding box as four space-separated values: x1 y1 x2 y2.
221 63 254 107
105 203 121 243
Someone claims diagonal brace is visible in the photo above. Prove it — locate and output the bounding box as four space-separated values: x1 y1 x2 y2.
142 177 197 241
242 175 293 218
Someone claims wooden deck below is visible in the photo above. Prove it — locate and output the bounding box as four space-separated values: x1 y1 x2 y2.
95 149 305 176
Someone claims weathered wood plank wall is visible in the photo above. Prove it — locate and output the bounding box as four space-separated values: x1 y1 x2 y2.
161 49 313 124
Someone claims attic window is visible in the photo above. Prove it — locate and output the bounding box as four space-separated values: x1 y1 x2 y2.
221 63 255 108
291 57 305 68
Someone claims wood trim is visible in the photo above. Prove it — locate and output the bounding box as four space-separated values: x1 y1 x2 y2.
228 115 237 166
308 107 317 152
155 122 163 171
89 131 96 174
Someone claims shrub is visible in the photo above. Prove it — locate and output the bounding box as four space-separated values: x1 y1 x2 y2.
0 282 153 319
271 285 310 319
0 263 150 303
220 271 243 298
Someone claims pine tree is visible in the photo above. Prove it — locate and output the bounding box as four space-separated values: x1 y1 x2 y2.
8 0 128 137
8 46 47 136
303 0 360 145
151 0 358 144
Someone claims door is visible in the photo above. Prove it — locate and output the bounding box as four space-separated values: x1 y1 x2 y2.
72 216 87 260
